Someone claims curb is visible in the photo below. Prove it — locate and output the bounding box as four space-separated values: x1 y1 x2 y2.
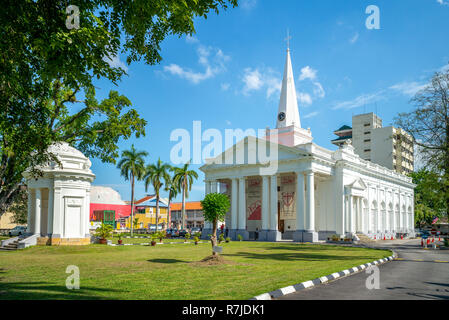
250 250 397 300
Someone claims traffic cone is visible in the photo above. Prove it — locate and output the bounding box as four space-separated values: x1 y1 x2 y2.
391 236 394 240
432 237 434 243
439 236 441 242
401 235 403 240
427 238 430 245
421 239 424 247
384 235 386 240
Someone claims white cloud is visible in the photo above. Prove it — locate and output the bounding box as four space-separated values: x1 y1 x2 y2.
349 32 359 44
437 0 449 6
313 82 325 98
241 0 257 10
303 111 319 119
297 92 313 106
241 68 281 98
332 92 384 110
389 82 427 97
186 35 199 44
221 83 230 91
299 66 317 81
164 45 230 84
103 54 128 72
225 120 232 125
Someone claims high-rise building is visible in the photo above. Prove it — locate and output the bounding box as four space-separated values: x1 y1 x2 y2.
332 112 414 175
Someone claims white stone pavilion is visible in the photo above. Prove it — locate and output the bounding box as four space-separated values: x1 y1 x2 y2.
23 142 95 245
200 48 415 242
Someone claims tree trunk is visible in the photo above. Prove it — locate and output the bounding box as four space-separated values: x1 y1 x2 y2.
211 219 218 256
130 174 135 237
168 196 171 230
156 192 159 232
181 179 186 230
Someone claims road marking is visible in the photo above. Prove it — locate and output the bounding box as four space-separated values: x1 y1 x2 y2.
414 259 424 261
434 260 449 263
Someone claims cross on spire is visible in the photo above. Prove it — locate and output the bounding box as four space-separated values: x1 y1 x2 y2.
285 29 292 50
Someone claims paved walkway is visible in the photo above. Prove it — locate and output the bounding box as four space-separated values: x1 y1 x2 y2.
278 239 449 300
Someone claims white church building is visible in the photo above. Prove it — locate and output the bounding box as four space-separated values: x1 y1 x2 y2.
200 48 415 242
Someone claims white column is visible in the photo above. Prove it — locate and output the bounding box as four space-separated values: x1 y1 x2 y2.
335 165 345 235
296 172 305 231
269 175 278 231
358 197 365 233
404 196 409 232
410 197 414 231
262 176 269 230
238 177 246 230
211 180 218 193
205 180 212 195
52 187 62 237
399 194 403 232
47 186 54 236
348 194 354 234
305 171 315 232
27 189 33 234
34 188 42 235
231 178 238 230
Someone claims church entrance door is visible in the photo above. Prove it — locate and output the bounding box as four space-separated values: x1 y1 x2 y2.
277 201 284 233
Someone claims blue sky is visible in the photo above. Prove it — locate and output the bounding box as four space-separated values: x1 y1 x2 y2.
91 0 449 203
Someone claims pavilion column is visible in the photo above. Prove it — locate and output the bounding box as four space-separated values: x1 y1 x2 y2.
211 181 218 194
293 172 305 242
27 189 33 234
47 185 54 236
52 187 62 238
231 178 238 231
335 165 345 236
269 175 277 232
34 188 42 236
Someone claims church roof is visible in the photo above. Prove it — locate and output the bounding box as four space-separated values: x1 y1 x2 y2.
276 49 301 129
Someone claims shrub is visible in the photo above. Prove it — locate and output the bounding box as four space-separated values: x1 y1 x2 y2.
218 233 224 243
94 223 113 240
185 232 191 240
331 234 340 242
226 237 231 243
193 236 199 243
237 234 243 241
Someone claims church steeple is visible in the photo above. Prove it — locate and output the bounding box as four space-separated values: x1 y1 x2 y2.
276 47 301 129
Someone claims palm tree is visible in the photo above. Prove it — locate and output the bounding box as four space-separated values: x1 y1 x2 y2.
165 175 180 229
173 162 198 230
117 145 148 237
144 158 171 231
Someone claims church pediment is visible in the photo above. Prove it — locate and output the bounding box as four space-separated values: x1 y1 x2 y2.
347 178 367 191
201 135 308 172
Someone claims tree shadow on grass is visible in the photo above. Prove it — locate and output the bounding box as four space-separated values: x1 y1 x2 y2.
0 281 122 300
223 250 380 262
147 258 187 264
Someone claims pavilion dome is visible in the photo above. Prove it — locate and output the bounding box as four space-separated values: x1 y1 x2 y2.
44 142 93 173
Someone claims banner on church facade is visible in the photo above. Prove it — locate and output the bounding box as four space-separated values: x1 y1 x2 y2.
246 177 262 221
280 175 296 220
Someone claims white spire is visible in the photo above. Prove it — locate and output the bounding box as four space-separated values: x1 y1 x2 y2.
276 48 301 129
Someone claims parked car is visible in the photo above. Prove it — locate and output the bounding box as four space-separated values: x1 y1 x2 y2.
9 226 27 236
178 229 188 238
190 227 201 236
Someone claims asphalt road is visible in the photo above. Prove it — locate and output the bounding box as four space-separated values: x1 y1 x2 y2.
278 239 449 300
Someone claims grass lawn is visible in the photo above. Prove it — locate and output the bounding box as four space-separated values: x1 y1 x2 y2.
0 242 390 300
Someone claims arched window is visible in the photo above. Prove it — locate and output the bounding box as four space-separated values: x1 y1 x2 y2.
388 203 393 232
381 201 386 232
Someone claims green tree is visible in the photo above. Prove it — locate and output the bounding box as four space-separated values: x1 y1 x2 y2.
395 65 449 216
0 0 237 216
173 162 198 229
409 169 446 227
8 186 28 225
133 217 140 230
144 158 171 230
117 145 148 236
201 193 230 255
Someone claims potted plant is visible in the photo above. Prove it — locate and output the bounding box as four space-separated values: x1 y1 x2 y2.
117 233 123 245
185 232 191 242
150 233 158 246
225 237 230 243
193 236 199 245
94 223 113 244
158 230 166 243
